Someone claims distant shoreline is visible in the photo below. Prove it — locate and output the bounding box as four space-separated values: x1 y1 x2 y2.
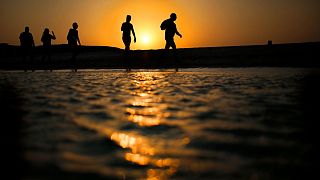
1 42 319 70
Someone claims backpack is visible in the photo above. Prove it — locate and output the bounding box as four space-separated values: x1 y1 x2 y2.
160 19 168 30
67 29 72 42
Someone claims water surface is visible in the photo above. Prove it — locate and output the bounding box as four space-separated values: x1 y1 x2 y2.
0 68 313 180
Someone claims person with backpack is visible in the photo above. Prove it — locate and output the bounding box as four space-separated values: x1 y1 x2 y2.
161 13 182 71
160 13 182 50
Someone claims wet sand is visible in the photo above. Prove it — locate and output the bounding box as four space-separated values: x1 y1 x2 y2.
1 42 319 70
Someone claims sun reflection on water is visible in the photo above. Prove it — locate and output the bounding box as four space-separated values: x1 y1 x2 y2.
111 72 183 179
110 132 155 156
110 131 181 179
69 72 189 179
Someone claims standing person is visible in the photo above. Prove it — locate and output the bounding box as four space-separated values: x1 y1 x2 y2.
41 28 56 66
67 22 81 71
161 13 182 71
19 26 35 69
67 22 81 46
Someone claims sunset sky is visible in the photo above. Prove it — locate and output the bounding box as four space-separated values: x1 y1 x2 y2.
1 0 319 49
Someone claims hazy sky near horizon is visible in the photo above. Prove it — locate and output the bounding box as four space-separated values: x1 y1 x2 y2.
1 0 320 49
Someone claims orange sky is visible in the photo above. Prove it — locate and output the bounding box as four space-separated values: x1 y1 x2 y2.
1 0 320 49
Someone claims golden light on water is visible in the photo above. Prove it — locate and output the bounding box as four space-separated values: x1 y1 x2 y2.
126 73 170 126
125 153 150 166
111 131 181 179
127 114 161 127
110 72 184 179
110 132 155 155
69 72 195 179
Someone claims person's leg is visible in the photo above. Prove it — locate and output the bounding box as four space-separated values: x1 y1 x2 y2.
123 36 131 71
26 47 35 72
20 47 28 71
168 39 178 71
126 41 131 71
42 46 48 63
123 36 131 51
125 45 130 51
165 40 170 50
171 40 176 50
48 47 52 71
70 45 78 72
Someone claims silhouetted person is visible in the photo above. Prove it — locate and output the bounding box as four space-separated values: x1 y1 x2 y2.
67 22 81 71
121 15 136 52
67 22 81 46
161 13 182 71
121 15 136 71
41 28 56 66
161 13 182 50
41 28 56 47
19 26 35 69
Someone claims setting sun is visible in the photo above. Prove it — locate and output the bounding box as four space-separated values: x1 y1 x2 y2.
1 0 320 49
142 35 150 44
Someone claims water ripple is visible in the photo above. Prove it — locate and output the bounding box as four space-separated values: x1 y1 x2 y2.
0 68 312 180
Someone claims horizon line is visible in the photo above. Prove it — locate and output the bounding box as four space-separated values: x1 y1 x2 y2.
1 41 319 50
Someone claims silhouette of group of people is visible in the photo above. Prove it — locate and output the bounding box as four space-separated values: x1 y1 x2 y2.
19 22 81 71
19 13 182 71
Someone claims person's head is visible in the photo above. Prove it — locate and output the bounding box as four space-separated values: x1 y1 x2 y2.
25 26 29 33
72 22 78 29
170 13 177 21
126 15 131 22
44 28 49 34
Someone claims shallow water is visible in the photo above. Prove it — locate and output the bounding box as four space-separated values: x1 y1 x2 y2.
0 68 314 179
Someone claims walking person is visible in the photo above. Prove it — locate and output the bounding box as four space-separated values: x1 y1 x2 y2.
161 13 182 71
121 15 136 71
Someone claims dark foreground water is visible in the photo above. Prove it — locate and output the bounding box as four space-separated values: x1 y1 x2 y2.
0 68 318 180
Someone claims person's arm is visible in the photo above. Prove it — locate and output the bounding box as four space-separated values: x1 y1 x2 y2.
76 31 81 46
132 25 136 43
77 37 81 46
19 33 24 45
121 23 124 31
176 27 182 38
176 30 182 38
31 35 35 47
52 31 56 40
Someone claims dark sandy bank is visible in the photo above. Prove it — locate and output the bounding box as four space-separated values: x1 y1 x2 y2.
0 42 319 70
